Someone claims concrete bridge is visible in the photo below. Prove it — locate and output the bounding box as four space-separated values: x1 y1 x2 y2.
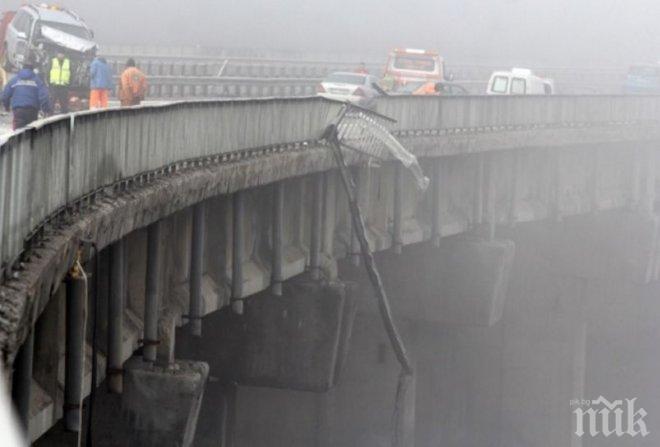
1 95 660 446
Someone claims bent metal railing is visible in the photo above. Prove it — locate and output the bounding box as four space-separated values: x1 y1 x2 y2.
2 95 660 282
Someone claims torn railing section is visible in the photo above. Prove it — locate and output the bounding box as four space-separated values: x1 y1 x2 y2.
335 107 430 191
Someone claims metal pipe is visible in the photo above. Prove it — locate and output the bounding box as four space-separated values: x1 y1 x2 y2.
232 191 245 314
11 329 34 433
392 163 403 255
144 221 162 363
432 158 442 247
65 265 87 433
310 173 324 280
272 182 284 296
189 202 206 337
108 240 124 394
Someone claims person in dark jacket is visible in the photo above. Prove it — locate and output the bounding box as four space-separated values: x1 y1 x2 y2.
1 60 52 129
89 56 114 109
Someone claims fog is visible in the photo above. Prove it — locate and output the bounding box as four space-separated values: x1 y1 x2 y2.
6 0 660 66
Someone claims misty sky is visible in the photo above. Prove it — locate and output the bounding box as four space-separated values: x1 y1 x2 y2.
6 0 660 66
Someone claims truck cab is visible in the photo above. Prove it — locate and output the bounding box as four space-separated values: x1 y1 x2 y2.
487 68 554 95
383 48 445 91
2 4 96 95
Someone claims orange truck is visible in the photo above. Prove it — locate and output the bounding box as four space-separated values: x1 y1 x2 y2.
382 48 446 91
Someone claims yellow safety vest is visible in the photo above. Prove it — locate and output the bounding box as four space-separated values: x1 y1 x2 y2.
50 58 71 86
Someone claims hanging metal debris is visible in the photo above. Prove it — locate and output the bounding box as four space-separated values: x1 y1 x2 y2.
334 105 430 191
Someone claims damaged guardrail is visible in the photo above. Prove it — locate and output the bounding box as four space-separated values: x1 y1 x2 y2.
2 95 660 283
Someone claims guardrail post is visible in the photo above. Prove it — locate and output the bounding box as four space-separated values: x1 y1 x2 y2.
432 158 442 247
108 239 125 394
144 221 162 363
65 267 86 432
232 191 245 314
310 173 324 280
272 182 284 296
11 329 34 433
393 163 403 255
189 202 206 337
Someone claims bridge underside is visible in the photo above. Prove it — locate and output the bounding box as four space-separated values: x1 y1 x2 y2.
3 117 660 445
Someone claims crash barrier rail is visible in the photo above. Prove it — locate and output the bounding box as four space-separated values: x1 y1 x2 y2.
375 95 660 133
0 97 343 281
2 95 660 283
143 76 320 99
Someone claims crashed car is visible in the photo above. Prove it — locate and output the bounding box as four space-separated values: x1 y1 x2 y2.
2 4 97 106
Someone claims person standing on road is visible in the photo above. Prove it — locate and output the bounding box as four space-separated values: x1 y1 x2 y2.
89 56 114 109
1 59 52 129
119 58 147 106
49 52 71 113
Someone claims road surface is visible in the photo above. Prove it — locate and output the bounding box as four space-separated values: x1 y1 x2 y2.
0 113 10 138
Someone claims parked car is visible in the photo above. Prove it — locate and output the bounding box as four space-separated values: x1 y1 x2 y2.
624 64 660 94
317 72 382 108
2 3 97 106
486 68 554 95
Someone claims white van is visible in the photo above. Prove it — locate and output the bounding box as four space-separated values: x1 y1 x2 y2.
487 68 554 95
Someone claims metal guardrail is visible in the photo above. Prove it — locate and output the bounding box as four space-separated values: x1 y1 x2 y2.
0 97 343 280
2 95 660 282
143 76 319 99
376 95 660 132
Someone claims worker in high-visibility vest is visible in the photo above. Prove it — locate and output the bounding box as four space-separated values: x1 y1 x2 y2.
49 52 71 113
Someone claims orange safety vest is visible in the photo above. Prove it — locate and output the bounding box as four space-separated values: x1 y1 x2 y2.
119 67 148 103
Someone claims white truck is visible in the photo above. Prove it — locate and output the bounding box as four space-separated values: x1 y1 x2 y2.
487 68 554 95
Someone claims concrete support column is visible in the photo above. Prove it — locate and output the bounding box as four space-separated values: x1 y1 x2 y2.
189 202 206 337
322 171 336 257
144 221 163 363
551 148 563 222
643 145 656 215
432 158 442 247
473 153 485 229
65 269 87 432
310 173 324 280
232 191 245 314
485 154 496 241
393 163 403 255
272 182 284 296
630 146 642 210
589 146 600 213
108 239 125 394
11 329 34 433
509 150 520 226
